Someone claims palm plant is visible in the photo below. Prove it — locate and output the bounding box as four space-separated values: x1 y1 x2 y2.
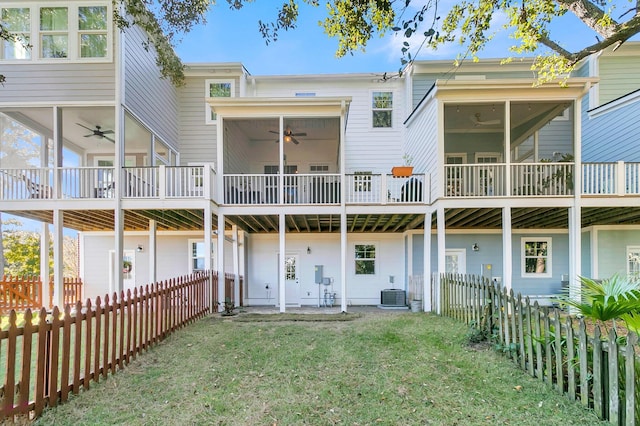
557 274 640 334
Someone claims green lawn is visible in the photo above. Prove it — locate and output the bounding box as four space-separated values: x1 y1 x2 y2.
35 311 605 425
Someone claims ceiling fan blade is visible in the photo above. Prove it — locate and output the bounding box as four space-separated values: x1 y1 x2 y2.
76 123 94 131
104 135 115 143
292 132 307 137
268 130 279 134
470 114 500 126
101 129 115 135
291 137 300 145
83 134 93 138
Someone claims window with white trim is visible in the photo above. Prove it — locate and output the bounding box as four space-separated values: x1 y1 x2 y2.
353 171 372 192
0 3 111 61
188 240 215 273
372 91 393 128
355 244 376 275
1 8 31 59
521 238 552 278
627 246 640 281
205 79 234 124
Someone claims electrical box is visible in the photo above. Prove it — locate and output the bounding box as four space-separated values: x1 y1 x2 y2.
481 264 493 280
314 265 323 284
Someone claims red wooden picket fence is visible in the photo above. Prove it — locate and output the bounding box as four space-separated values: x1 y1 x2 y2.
0 276 84 314
0 271 212 422
223 272 244 306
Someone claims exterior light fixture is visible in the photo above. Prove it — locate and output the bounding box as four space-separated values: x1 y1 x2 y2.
137 244 144 252
472 243 479 252
307 246 311 254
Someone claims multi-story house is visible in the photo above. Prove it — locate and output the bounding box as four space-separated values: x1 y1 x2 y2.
1 1 638 312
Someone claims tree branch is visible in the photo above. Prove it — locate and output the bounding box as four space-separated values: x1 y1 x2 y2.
554 0 619 38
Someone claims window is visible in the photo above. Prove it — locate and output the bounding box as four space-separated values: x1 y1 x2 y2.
40 7 68 58
189 240 215 273
372 91 393 128
78 6 108 58
1 4 111 62
2 8 31 59
628 246 640 281
355 244 376 275
521 238 552 277
309 164 329 173
205 79 234 124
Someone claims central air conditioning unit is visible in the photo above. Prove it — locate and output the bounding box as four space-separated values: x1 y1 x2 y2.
380 289 406 307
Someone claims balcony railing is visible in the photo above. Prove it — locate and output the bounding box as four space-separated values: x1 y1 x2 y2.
344 174 428 204
444 163 575 197
583 161 640 195
0 165 214 201
223 174 341 205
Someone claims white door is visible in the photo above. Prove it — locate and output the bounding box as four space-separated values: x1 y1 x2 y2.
284 254 300 306
445 249 467 274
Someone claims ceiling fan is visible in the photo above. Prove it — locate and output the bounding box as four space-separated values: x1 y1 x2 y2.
470 113 501 126
269 127 307 145
77 123 115 143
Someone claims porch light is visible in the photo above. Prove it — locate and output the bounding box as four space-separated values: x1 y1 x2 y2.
307 246 311 254
472 243 479 252
137 245 144 252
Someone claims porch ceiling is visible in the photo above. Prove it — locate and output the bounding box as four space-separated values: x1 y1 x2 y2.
7 209 209 232
225 214 427 233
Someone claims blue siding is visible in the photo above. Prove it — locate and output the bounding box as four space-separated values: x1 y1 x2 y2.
583 94 640 162
428 234 504 277
582 230 592 278
597 230 640 278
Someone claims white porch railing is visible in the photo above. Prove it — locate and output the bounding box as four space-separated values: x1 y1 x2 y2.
123 167 158 198
165 166 213 198
444 164 506 197
626 163 640 195
60 167 116 199
344 174 428 204
0 168 53 200
511 163 574 196
582 163 617 195
223 174 341 205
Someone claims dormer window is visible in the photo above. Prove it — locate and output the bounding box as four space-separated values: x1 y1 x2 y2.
0 3 111 62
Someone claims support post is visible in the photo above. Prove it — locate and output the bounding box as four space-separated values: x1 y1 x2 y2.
148 219 157 284
436 207 445 315
340 212 347 312
40 223 50 308
423 211 432 312
232 225 240 306
502 206 512 292
53 210 64 308
279 213 286 313
217 213 225 312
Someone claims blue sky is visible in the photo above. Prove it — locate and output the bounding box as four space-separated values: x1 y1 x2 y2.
174 1 602 75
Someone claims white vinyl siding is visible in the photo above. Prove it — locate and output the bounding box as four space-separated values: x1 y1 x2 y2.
405 95 437 200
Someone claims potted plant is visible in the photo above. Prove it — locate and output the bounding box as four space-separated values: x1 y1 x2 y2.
392 154 414 177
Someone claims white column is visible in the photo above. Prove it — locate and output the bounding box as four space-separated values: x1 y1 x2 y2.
340 212 347 312
52 210 64 308
569 206 582 302
278 213 286 313
217 213 225 312
148 219 157 284
232 225 240 306
502 206 512 292
40 223 51 309
436 206 445 315
114 105 124 297
204 205 213 312
423 211 432 312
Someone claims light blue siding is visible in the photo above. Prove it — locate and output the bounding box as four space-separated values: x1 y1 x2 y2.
412 235 424 275
428 234 504 278
597 230 640 278
581 230 592 279
582 94 640 162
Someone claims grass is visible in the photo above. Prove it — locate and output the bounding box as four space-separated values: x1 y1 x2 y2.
34 311 605 425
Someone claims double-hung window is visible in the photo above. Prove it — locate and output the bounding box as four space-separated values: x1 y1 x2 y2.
521 238 552 278
78 6 108 58
372 91 393 128
355 244 376 275
40 7 69 58
2 8 31 59
205 80 234 124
